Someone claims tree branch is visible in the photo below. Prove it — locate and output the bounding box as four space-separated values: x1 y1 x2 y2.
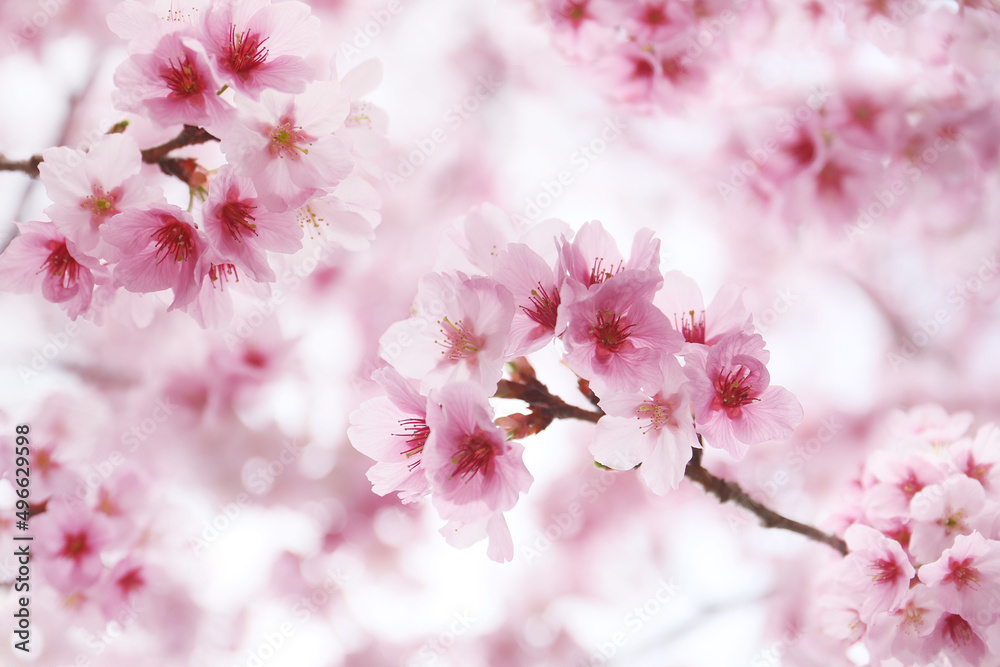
684 446 848 556
498 360 848 557
0 155 42 178
0 124 219 184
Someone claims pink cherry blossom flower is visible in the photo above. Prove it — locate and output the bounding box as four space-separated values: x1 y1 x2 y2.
654 270 753 348
922 612 988 667
590 354 698 494
38 134 162 253
864 586 944 665
104 203 208 310
201 166 301 281
919 532 1000 628
620 0 692 42
950 423 1000 491
836 523 916 623
888 403 974 449
438 203 569 277
563 272 682 394
95 555 148 621
863 450 949 521
113 32 231 128
493 242 564 357
0 221 106 319
201 0 319 98
33 498 113 594
222 80 354 211
293 176 379 253
909 475 991 565
685 332 803 460
348 366 431 504
557 220 661 297
423 382 532 522
378 273 514 393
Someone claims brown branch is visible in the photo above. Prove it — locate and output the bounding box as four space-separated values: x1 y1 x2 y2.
0 155 42 178
499 360 849 557
684 445 848 556
140 125 218 164
0 124 219 184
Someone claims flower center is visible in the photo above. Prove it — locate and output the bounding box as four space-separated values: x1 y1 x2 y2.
589 257 623 286
646 7 666 23
209 263 240 290
870 557 901 585
636 398 676 433
711 365 758 417
437 317 480 361
589 308 635 356
941 510 967 535
394 417 429 471
37 241 81 290
522 283 560 330
899 471 924 499
152 219 195 264
162 53 204 98
943 614 975 648
81 185 120 222
225 25 268 79
220 200 258 242
60 531 91 562
676 309 706 344
269 119 310 159
945 557 981 591
117 567 145 595
450 428 498 481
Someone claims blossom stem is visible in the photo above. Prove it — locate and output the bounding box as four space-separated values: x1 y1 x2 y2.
500 365 848 556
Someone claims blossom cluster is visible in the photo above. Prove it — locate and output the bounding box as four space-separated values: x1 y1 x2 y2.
540 0 746 107
817 405 1000 666
0 0 385 327
349 205 803 561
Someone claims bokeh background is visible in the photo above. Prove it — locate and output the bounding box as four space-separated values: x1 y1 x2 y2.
1 0 999 665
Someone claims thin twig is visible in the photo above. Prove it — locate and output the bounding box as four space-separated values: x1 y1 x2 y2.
684 446 848 556
500 362 849 557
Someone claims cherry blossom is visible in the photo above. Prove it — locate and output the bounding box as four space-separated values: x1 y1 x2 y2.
685 332 803 459
378 272 514 392
590 354 698 494
38 134 162 253
0 221 106 319
348 366 431 503
103 203 208 310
